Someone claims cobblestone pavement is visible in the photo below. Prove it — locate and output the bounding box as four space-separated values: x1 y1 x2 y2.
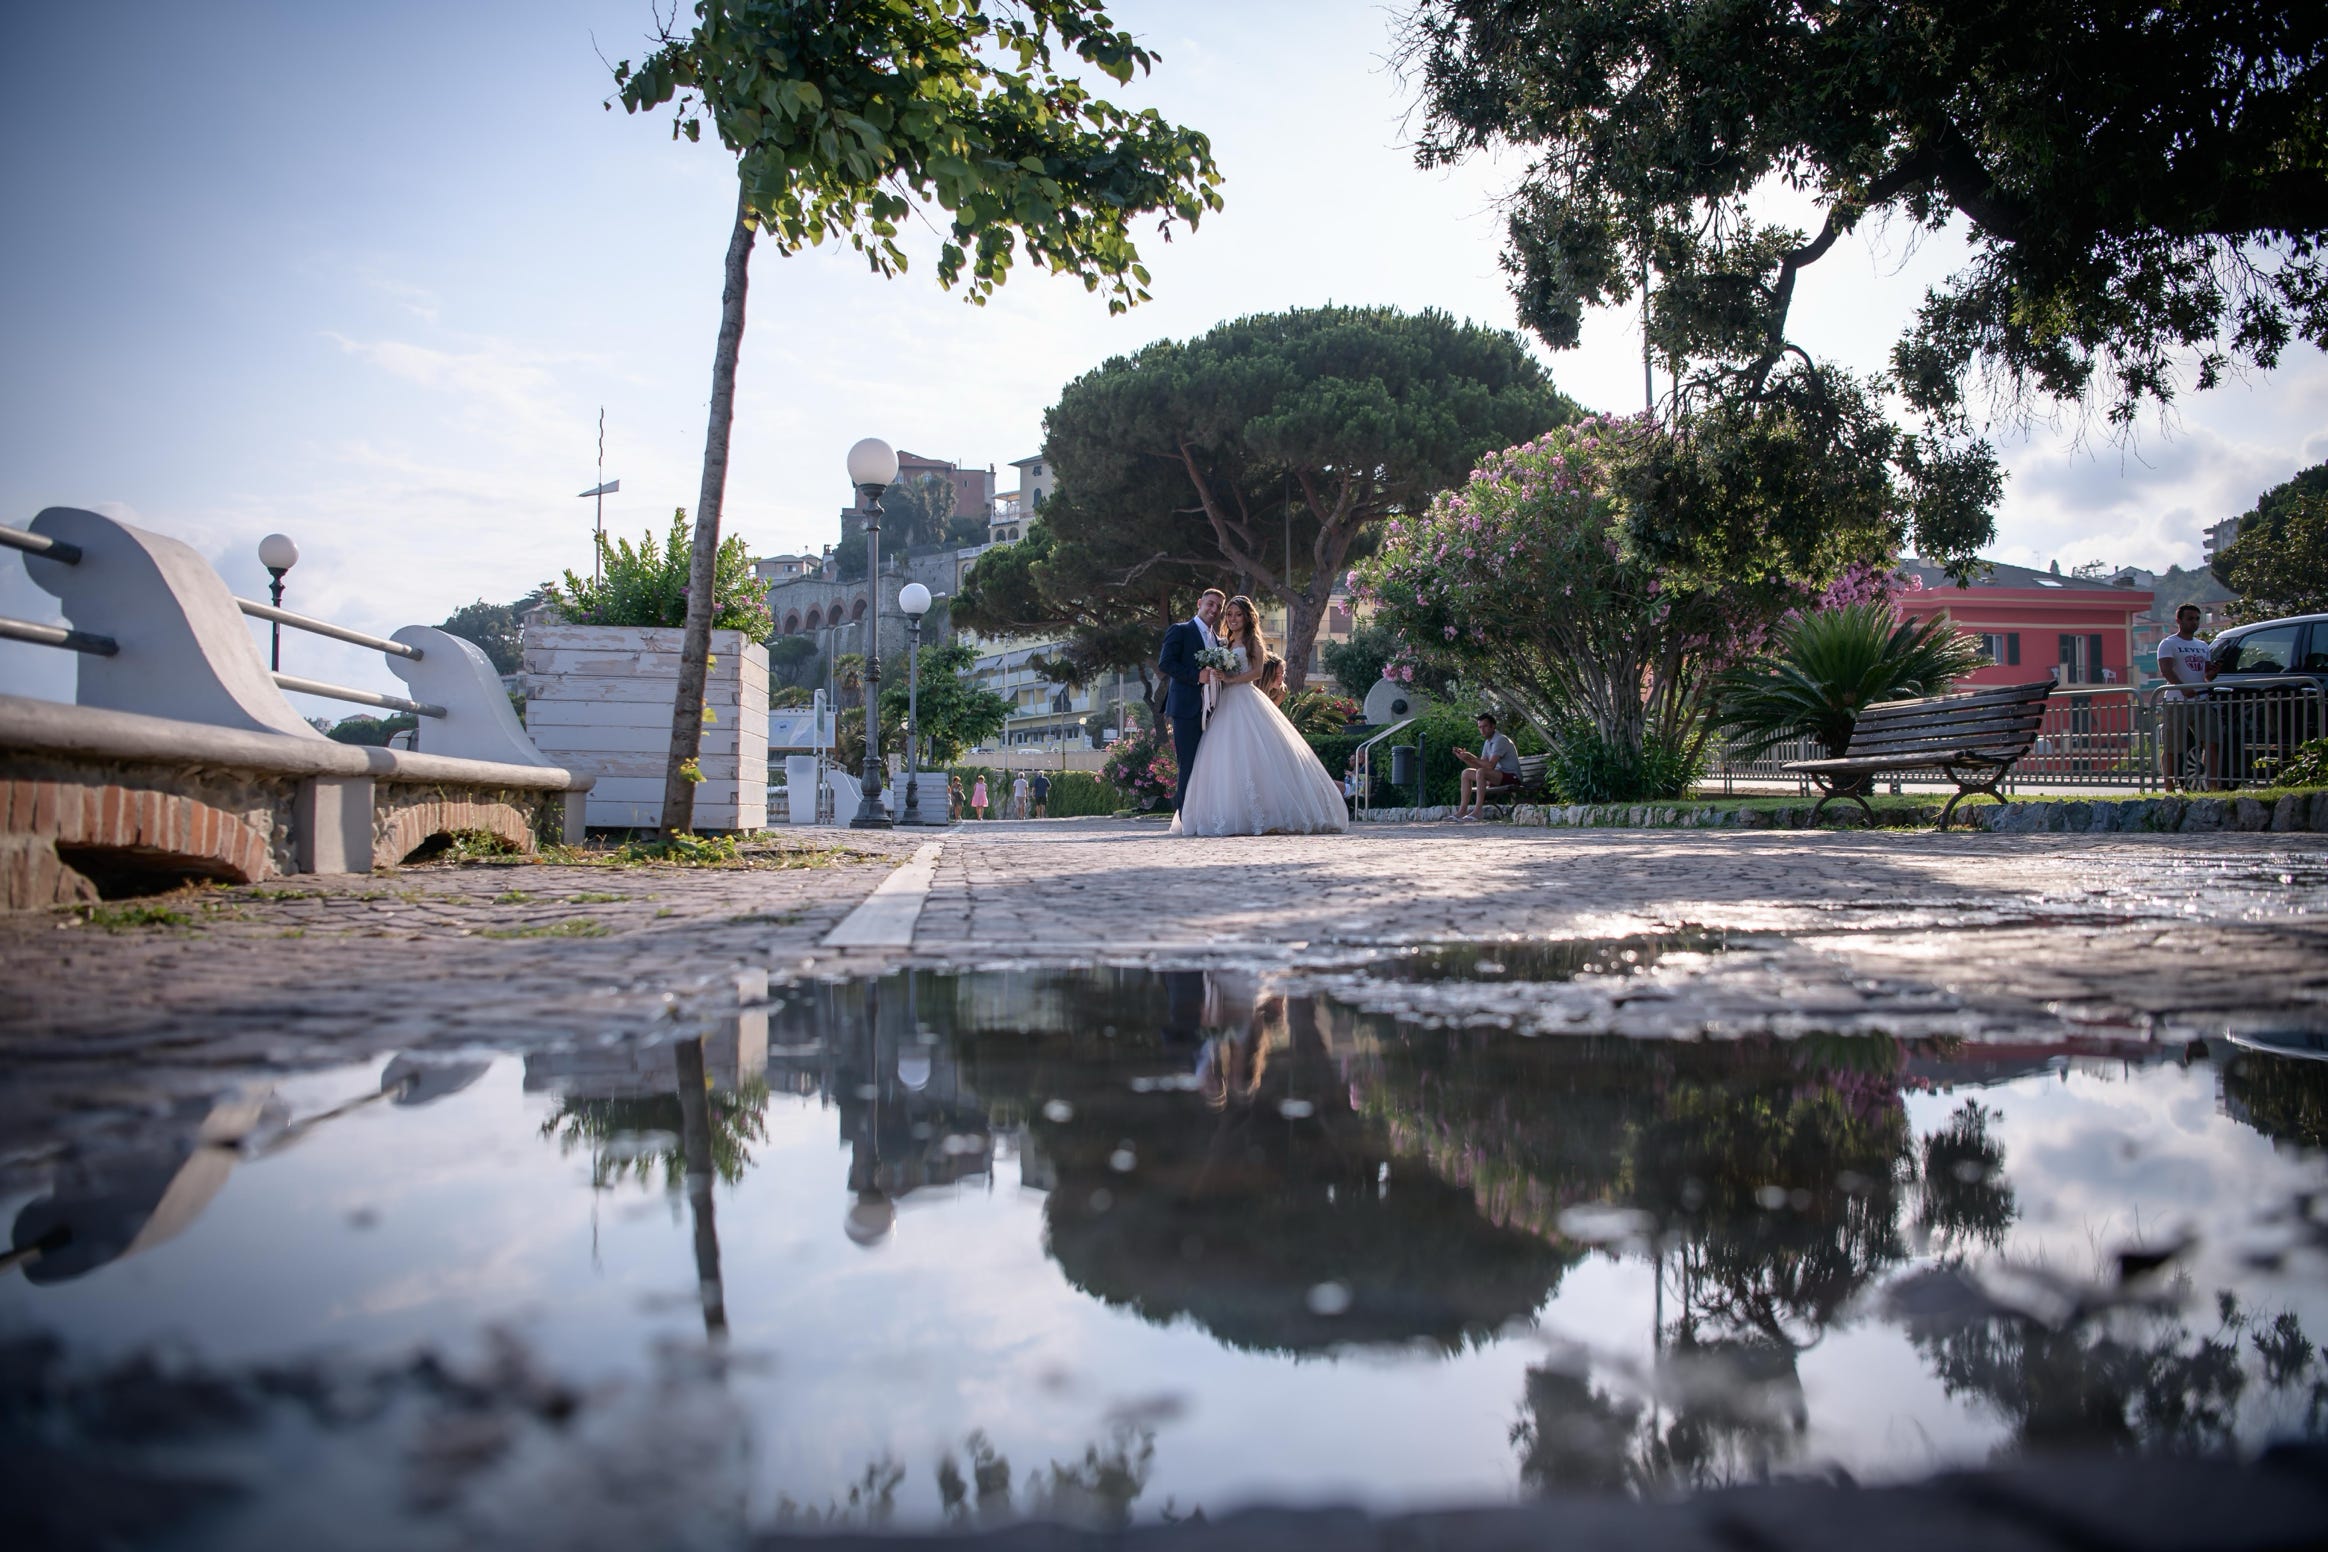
5 818 2325 1156
0 832 925 1148
906 818 2328 1048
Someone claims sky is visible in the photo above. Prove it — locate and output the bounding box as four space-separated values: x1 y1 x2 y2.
4 0 2323 711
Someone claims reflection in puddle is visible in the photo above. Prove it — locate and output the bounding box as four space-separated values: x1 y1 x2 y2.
4 967 2326 1543
1358 929 1732 984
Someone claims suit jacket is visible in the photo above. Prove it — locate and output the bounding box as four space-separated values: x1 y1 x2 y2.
1158 619 1209 721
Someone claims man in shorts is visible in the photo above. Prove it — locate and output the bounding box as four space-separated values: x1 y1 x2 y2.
2156 603 2217 792
1010 772 1030 819
1030 770 1051 819
1454 712 1522 820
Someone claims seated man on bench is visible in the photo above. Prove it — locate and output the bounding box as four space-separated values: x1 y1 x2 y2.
1454 712 1521 820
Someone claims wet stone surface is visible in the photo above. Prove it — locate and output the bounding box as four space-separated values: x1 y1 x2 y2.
3 822 2328 1546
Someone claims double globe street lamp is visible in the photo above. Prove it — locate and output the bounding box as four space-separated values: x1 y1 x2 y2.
845 437 900 829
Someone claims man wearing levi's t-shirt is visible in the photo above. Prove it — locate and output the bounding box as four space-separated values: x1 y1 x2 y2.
2156 603 2217 791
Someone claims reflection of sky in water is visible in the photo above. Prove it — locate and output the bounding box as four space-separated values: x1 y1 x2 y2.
4 996 2325 1535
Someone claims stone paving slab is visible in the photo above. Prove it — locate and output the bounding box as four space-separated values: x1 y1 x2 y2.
5 818 2325 1164
0 831 925 1149
886 819 2328 1051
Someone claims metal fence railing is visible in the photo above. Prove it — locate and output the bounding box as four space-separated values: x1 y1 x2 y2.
1704 679 2325 796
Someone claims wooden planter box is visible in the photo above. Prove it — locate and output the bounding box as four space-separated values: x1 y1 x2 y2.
523 625 767 831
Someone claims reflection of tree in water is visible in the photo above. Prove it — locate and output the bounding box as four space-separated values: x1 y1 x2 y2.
955 994 1575 1354
1915 1099 2015 1256
537 1081 771 1190
771 1427 1159 1533
2218 1046 2328 1151
1355 1027 1915 1347
1399 1032 1938 1496
1909 1290 2328 1457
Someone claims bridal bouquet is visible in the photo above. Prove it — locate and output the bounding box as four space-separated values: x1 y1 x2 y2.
1194 645 1238 725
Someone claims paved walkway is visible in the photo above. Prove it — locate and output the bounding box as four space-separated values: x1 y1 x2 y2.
4 819 2324 1147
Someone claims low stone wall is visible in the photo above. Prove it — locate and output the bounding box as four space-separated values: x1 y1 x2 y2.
1 695 593 909
2 756 297 907
1358 789 2328 835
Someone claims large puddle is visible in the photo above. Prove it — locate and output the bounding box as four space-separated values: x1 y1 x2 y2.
6 966 2327 1545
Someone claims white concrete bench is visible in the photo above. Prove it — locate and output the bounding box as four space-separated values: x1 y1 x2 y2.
1 506 591 907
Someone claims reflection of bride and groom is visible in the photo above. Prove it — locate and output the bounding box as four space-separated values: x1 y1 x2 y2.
1157 589 1349 837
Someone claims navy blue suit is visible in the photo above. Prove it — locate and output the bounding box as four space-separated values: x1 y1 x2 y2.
1158 619 1210 812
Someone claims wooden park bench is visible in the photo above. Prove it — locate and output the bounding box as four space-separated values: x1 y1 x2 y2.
1784 679 2057 830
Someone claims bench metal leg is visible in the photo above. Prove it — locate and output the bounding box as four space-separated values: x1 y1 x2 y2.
1937 764 2007 831
1807 779 1877 829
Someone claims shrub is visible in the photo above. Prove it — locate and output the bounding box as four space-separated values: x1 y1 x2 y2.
1283 689 1363 736
1713 602 1984 761
1545 725 1704 803
1359 415 1861 802
2258 735 2328 789
544 509 771 635
1101 725 1178 810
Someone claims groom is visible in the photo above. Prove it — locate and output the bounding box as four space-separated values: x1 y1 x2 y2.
1156 587 1226 813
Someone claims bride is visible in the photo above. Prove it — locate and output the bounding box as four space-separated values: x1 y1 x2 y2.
1171 595 1350 837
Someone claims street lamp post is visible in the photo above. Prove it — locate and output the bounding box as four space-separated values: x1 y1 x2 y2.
898 582 935 825
257 533 299 670
846 437 899 829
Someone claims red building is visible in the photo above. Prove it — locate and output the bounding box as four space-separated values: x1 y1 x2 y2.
1894 560 2155 687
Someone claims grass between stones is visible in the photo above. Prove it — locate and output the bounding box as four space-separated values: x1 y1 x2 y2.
531 832 897 871
477 919 613 940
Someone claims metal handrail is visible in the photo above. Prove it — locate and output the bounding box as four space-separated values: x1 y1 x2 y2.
1351 717 1415 818
237 598 423 660
0 616 117 655
0 523 82 564
271 672 444 719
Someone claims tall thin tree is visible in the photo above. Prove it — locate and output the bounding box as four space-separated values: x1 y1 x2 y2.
613 0 1222 831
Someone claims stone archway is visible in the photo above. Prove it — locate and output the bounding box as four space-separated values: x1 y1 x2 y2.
2 773 275 908
850 597 867 623
806 607 824 631
378 795 538 865
784 611 801 635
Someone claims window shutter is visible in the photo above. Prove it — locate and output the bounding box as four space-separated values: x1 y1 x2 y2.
2006 633 2020 666
2089 634 2106 679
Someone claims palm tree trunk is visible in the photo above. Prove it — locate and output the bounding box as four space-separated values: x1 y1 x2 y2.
661 186 757 834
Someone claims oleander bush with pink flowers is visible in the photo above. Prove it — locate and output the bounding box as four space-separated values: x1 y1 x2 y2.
1357 414 1889 801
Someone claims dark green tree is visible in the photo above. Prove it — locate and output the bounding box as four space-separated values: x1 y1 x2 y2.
1401 0 2328 570
876 637 1011 766
950 502 1209 707
326 712 418 747
435 592 546 676
2213 463 2328 622
612 0 1222 832
767 633 821 693
1044 305 1574 690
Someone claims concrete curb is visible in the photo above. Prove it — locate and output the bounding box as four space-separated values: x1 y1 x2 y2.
1357 788 2328 835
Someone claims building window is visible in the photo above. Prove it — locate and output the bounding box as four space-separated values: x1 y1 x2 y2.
2055 632 2106 684
1976 632 2021 666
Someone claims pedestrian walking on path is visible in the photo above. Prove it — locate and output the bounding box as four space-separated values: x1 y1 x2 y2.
971 774 989 820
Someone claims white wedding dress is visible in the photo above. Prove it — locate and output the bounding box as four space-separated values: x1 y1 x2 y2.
1170 648 1350 837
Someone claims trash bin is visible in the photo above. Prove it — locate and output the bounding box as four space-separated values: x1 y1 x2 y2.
783 756 819 824
1390 744 1419 790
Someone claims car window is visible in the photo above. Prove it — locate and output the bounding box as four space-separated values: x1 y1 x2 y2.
2226 625 2300 674
2301 624 2328 672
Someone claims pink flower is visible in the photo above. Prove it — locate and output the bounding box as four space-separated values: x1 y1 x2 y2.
1398 666 1414 683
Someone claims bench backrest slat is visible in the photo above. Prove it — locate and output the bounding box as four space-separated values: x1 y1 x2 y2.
1840 681 2054 762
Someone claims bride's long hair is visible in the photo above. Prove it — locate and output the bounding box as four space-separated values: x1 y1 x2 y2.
1222 594 1269 664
